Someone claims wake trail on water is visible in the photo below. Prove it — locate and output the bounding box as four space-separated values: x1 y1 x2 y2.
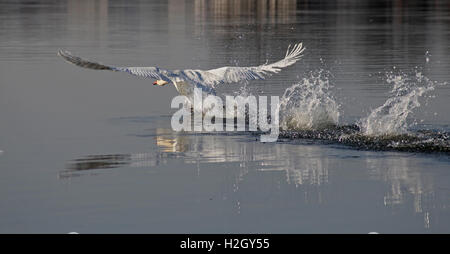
278 68 449 154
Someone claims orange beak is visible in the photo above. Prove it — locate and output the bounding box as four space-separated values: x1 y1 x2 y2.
153 81 157 85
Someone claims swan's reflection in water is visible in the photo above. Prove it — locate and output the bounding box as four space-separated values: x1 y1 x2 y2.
64 126 449 230
156 128 330 187
66 128 330 185
365 156 440 229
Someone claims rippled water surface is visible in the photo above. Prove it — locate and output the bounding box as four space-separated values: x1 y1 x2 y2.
1 0 450 233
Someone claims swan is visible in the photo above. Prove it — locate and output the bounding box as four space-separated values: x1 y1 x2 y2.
58 43 305 103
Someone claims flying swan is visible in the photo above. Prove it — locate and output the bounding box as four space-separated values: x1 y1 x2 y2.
58 43 305 103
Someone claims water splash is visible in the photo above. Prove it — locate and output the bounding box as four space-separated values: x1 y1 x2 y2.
278 68 449 154
359 70 436 136
280 70 340 131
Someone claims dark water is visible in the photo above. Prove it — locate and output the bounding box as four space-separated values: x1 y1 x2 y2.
1 0 450 233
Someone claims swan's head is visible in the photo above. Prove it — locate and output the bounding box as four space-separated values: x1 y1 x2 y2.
153 80 169 86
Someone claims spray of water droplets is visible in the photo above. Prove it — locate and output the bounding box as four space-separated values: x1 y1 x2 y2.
280 70 340 131
359 70 437 136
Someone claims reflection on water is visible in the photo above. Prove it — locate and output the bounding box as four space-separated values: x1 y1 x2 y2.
65 127 330 187
365 156 437 229
194 0 297 25
67 154 130 171
65 118 449 229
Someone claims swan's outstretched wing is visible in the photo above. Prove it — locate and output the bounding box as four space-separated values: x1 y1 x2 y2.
57 50 174 81
201 42 305 86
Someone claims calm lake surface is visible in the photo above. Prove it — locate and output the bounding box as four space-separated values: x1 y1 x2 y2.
1 0 450 233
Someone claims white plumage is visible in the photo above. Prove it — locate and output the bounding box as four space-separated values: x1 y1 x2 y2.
58 43 305 100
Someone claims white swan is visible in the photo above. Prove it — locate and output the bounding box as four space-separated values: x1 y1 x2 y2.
58 43 305 102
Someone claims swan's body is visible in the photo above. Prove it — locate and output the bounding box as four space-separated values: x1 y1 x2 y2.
58 43 305 104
